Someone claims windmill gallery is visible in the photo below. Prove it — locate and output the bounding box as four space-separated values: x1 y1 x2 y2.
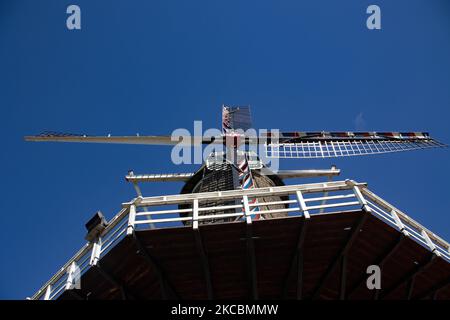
25 106 449 300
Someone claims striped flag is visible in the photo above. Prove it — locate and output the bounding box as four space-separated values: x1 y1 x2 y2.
238 154 261 220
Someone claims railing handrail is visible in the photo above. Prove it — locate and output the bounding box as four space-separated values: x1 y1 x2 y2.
30 207 131 300
122 180 367 207
360 187 450 251
30 179 450 300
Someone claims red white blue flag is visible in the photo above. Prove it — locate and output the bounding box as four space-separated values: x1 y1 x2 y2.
238 154 261 220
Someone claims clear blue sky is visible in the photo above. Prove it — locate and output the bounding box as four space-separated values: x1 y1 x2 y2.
1 0 449 299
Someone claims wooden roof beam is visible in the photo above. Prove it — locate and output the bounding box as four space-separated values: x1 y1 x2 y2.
347 234 407 298
192 199 214 299
95 264 136 300
311 210 368 299
243 196 258 300
412 276 450 300
379 253 437 300
281 191 310 299
132 232 179 299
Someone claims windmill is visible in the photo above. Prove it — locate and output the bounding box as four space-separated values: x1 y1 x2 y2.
25 106 450 300
25 106 445 223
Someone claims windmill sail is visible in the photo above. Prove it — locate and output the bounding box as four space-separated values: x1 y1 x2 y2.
24 131 217 146
24 107 446 162
262 131 446 158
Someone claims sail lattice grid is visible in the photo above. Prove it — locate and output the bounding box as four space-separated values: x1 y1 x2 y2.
265 139 445 159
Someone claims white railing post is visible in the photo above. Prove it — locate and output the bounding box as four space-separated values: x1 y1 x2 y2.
421 230 440 257
192 199 199 230
65 261 79 290
352 185 371 213
296 190 310 219
127 204 136 236
89 237 102 266
43 285 52 300
390 209 409 236
243 195 252 224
